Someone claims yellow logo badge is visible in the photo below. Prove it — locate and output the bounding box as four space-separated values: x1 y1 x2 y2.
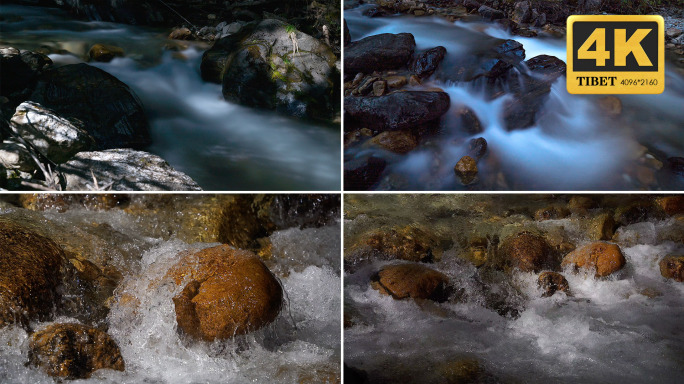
567 15 664 94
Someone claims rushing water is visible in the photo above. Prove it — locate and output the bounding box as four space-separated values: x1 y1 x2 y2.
345 6 684 190
0 4 341 191
344 194 684 383
0 197 341 383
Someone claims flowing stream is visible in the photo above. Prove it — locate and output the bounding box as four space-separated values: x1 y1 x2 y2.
345 6 684 190
344 194 684 383
0 196 341 383
1 4 341 191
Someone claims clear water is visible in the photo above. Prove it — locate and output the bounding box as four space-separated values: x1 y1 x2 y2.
0 4 341 191
345 6 684 190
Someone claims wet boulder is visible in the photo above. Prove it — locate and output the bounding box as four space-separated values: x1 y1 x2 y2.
449 39 525 82
0 221 63 327
468 137 488 160
344 91 450 131
499 232 554 272
586 212 616 241
28 63 151 149
9 101 95 163
502 55 566 131
659 256 684 282
88 43 124 62
367 131 418 154
344 33 416 78
344 19 351 46
371 263 450 301
537 271 570 297
167 245 283 341
454 155 478 185
29 323 125 379
478 5 505 20
454 106 483 134
411 46 447 78
201 19 339 119
344 154 387 190
656 196 684 216
0 47 52 124
60 149 201 191
562 242 626 277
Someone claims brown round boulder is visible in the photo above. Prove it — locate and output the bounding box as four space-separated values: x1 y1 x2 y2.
500 232 553 272
561 242 626 277
29 323 124 379
371 263 450 302
0 221 63 327
656 196 684 216
166 245 283 341
537 272 570 297
659 256 684 282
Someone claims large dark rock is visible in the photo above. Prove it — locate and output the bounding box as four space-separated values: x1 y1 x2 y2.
478 5 505 20
28 63 151 149
344 91 450 132
344 33 416 79
202 19 339 119
344 19 351 46
411 46 447 79
502 55 566 131
448 39 525 82
344 154 387 191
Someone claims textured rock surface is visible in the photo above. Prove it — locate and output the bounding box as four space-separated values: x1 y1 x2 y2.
29 323 125 379
0 221 63 327
562 242 626 277
60 149 201 191
10 101 95 163
167 245 283 341
500 232 553 272
537 271 570 297
344 91 450 131
202 19 339 119
344 33 415 77
659 255 684 282
371 263 450 301
28 63 150 149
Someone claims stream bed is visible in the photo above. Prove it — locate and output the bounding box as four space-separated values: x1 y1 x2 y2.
344 194 684 383
1 4 341 190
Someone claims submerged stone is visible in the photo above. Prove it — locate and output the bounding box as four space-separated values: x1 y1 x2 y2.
29 323 125 379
